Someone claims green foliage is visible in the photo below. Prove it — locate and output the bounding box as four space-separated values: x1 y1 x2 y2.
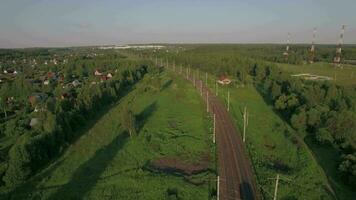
0 50 149 187
120 107 136 137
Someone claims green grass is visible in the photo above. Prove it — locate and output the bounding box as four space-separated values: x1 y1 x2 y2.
305 137 356 200
201 73 335 200
275 62 356 86
4 71 216 200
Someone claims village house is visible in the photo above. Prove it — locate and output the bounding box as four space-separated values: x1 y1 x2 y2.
94 69 102 76
3 69 17 75
28 93 48 107
43 80 50 85
71 79 80 87
106 73 113 79
29 118 39 128
217 75 232 85
47 71 56 80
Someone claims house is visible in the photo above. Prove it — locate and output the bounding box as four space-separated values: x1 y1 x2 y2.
72 79 80 87
106 73 113 79
47 71 56 79
60 92 72 100
4 69 17 75
29 118 39 127
34 106 46 112
30 118 39 127
100 75 109 82
94 69 102 76
43 80 50 85
217 75 232 85
7 97 15 103
28 93 47 107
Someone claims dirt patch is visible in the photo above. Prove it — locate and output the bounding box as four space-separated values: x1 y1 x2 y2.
149 153 210 175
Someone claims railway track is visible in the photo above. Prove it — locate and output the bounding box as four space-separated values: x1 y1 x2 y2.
184 72 260 200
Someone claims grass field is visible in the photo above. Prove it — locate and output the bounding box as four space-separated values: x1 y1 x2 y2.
305 137 356 200
275 62 356 86
199 72 335 200
4 71 216 200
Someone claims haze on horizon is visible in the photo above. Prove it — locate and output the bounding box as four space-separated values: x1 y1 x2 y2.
1 0 356 48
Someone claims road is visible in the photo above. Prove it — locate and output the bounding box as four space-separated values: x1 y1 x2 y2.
184 71 260 200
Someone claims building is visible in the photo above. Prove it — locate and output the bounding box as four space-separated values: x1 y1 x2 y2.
217 75 232 85
94 69 102 76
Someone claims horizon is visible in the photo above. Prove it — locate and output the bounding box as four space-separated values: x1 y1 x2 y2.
1 0 356 48
2 42 356 50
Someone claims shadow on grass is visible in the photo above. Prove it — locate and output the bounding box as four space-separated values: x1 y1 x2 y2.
47 133 128 200
136 101 157 133
161 79 173 91
1 84 139 199
1 159 65 200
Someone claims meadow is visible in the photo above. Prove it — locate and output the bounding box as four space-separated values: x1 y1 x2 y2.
169 63 337 199
198 72 335 200
3 70 216 200
275 62 356 86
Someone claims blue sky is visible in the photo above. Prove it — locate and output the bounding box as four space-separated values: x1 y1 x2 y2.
0 0 355 48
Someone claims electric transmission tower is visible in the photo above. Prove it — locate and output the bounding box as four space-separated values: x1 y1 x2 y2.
309 27 317 64
333 25 346 67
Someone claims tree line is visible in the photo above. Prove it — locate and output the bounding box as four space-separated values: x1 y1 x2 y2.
0 50 150 187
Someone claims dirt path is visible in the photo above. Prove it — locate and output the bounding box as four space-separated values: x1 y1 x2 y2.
182 71 260 200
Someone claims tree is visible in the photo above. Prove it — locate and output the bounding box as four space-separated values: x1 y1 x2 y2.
0 97 7 118
121 107 136 137
291 109 307 132
271 82 281 100
315 128 333 145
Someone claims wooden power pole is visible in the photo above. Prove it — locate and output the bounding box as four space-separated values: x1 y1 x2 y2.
213 113 216 143
205 72 208 85
206 92 209 112
200 80 203 96
243 106 248 143
273 174 280 200
227 90 230 111
217 176 220 200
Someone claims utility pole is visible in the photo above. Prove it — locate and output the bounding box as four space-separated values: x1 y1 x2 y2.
160 58 163 66
186 67 188 79
309 27 317 64
243 106 248 143
206 92 209 112
227 90 230 111
217 176 220 200
213 113 216 143
334 25 346 67
273 174 280 200
193 73 196 86
200 80 203 96
205 72 208 85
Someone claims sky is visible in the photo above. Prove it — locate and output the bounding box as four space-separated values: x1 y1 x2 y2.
0 0 356 48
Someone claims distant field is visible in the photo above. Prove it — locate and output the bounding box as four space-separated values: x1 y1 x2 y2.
3 71 216 200
275 62 356 86
202 73 335 200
